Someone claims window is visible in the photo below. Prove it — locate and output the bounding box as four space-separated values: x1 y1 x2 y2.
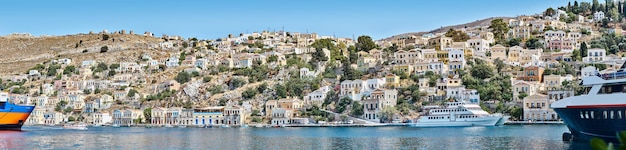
611 111 614 119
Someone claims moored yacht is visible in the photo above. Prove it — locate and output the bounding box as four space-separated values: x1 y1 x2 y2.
412 101 508 127
552 70 626 142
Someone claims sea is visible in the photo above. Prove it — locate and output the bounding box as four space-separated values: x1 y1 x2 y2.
0 125 590 149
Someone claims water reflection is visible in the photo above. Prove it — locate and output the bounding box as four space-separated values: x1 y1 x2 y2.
0 131 25 149
11 125 586 149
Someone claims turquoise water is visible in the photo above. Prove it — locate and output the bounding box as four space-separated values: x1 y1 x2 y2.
0 125 587 149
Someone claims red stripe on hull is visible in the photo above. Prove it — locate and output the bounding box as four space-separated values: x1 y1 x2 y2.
567 104 626 109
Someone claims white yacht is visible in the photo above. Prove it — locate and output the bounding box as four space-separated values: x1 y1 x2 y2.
412 101 509 127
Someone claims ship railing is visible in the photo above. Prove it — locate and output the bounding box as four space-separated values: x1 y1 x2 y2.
598 71 626 80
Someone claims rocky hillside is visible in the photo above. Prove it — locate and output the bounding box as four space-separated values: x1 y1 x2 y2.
0 33 165 76
382 17 514 41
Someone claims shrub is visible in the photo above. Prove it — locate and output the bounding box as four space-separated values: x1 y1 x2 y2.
100 46 109 53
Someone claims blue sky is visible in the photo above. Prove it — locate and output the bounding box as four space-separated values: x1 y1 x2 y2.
0 0 586 40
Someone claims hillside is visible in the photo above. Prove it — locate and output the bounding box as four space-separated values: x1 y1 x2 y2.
0 33 165 76
382 17 514 41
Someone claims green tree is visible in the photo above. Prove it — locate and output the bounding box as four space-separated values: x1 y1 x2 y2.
257 82 268 93
97 62 108 71
545 7 557 16
68 116 76 122
310 39 341 61
471 64 494 80
100 46 109 53
379 106 398 123
64 106 73 114
107 70 116 77
341 59 362 81
109 64 120 70
274 83 287 98
83 89 92 94
182 42 189 48
191 71 200 77
127 89 139 97
489 19 509 44
336 97 352 113
229 77 247 90
102 34 109 41
518 91 529 100
143 108 152 123
572 49 582 61
356 35 377 52
351 101 363 117
592 0 599 12
312 48 329 62
581 42 589 57
267 55 278 62
494 58 506 73
63 65 76 75
525 38 543 49
242 87 257 99
202 76 212 83
445 28 470 42
175 71 191 84
508 38 522 47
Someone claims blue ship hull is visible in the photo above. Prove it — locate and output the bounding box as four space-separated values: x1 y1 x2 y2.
554 107 626 142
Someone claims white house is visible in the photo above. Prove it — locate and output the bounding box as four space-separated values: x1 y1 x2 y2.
304 86 331 106
581 66 598 77
166 56 179 68
92 112 112 126
523 94 554 121
299 68 317 78
362 88 398 123
583 48 606 63
594 11 605 22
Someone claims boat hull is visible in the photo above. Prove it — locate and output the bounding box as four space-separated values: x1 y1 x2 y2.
554 107 626 142
0 103 34 130
412 116 503 127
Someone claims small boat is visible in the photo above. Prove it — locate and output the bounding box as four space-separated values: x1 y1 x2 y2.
164 124 174 128
63 123 88 130
111 124 120 128
220 124 231 128
177 125 186 128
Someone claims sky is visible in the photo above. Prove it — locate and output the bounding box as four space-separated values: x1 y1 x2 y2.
0 0 589 40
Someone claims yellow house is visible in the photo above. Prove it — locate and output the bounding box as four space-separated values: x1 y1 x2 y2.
490 44 507 61
428 36 453 50
393 64 414 74
422 49 438 62
508 46 524 65
464 48 474 58
543 75 562 91
437 50 450 64
385 74 400 88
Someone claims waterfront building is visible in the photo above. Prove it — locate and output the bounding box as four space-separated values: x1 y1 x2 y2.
26 106 46 125
193 107 224 126
92 112 112 126
43 111 65 126
362 88 398 122
523 94 558 121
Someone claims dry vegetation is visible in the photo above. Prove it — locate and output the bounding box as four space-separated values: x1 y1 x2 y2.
0 33 165 76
